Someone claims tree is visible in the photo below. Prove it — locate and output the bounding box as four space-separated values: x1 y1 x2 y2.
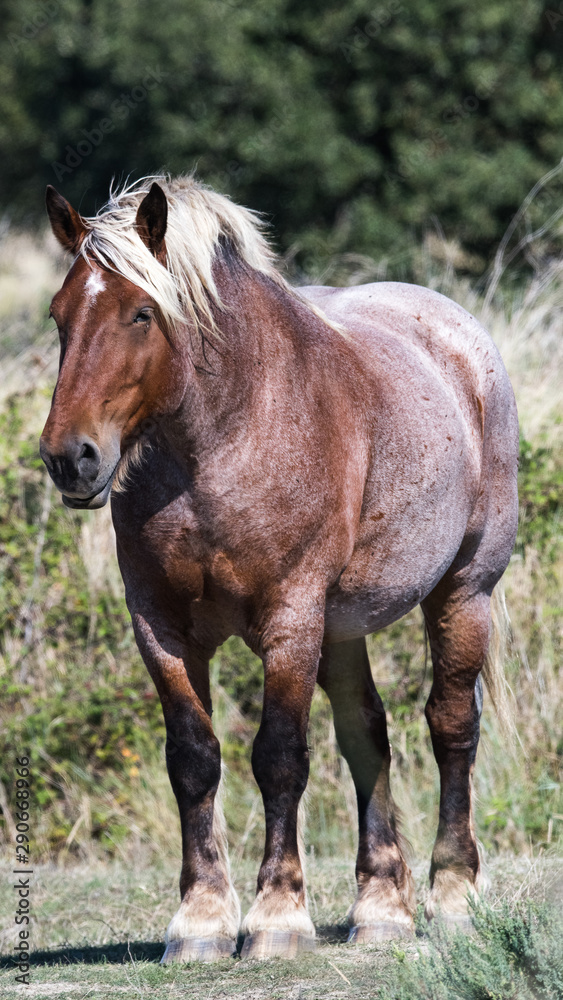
1 0 562 277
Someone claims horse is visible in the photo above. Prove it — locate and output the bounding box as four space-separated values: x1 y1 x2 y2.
40 175 519 962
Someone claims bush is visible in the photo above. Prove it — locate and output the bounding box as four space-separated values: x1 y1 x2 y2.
380 898 563 1000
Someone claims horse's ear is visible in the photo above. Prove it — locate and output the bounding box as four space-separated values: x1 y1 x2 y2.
45 186 87 254
135 183 168 261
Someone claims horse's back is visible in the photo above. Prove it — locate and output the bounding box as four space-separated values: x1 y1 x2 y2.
302 281 510 404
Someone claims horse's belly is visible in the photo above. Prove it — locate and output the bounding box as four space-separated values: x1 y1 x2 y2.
324 585 427 642
324 571 438 642
324 524 465 642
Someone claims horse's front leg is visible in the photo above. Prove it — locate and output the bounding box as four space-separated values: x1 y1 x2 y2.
241 605 323 959
132 609 240 963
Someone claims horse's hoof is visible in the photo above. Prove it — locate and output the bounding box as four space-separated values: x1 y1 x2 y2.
241 930 317 960
348 921 414 944
161 936 237 963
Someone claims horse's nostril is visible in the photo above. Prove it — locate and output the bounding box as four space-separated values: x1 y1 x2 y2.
76 437 101 479
79 441 98 462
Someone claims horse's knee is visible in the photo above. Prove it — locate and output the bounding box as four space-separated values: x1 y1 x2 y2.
165 711 221 805
251 717 309 801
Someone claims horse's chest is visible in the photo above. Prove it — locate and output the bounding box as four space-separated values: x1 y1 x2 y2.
135 517 203 596
131 506 252 612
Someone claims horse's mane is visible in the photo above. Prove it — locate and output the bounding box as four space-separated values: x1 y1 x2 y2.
78 174 306 337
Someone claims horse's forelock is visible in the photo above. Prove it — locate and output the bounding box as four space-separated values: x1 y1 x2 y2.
77 175 284 339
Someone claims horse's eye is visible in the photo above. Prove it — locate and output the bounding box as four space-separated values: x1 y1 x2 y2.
134 309 152 325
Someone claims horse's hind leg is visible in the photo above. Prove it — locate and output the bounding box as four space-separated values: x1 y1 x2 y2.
318 638 416 941
421 584 492 926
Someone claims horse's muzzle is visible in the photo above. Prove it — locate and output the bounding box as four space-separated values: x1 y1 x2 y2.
39 434 116 508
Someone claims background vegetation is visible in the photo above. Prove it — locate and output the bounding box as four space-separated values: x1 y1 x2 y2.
2 0 563 278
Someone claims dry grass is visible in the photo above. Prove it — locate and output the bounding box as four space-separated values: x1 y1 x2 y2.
0 855 560 1000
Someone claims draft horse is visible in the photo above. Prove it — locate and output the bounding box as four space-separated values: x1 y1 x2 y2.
41 176 519 961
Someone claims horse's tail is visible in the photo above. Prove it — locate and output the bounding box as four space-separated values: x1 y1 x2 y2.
481 583 519 750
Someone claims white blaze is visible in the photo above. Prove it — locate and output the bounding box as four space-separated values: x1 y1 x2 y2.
85 270 106 302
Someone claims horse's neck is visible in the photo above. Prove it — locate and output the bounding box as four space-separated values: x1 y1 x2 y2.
211 258 315 359
165 262 316 459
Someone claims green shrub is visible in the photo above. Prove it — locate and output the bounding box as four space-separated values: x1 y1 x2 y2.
379 898 563 1000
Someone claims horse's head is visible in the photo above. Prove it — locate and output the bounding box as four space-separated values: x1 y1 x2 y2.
40 183 184 509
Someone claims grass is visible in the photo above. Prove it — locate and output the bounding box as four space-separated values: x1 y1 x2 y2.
0 855 561 999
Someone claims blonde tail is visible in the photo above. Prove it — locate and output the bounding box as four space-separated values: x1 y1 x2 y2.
481 584 520 751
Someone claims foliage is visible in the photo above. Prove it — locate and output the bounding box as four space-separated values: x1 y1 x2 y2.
518 434 563 555
380 898 563 1000
2 0 563 277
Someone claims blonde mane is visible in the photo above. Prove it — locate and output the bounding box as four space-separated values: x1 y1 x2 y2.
78 174 301 337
